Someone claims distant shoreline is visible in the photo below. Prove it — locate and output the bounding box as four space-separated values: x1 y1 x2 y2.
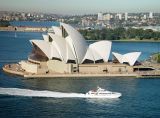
0 26 48 32
0 26 160 42
87 39 160 42
112 40 160 42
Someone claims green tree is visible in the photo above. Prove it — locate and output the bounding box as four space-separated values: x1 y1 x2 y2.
79 27 160 41
157 54 160 63
0 21 10 27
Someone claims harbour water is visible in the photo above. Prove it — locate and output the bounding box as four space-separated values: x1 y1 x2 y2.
10 21 59 27
0 29 160 117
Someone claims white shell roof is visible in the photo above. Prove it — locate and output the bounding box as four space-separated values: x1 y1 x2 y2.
82 47 95 63
52 26 62 37
30 40 52 59
51 43 62 60
90 41 112 62
82 41 112 63
42 34 49 42
60 23 88 64
31 40 62 61
65 36 76 62
48 33 75 63
30 23 113 64
112 52 141 66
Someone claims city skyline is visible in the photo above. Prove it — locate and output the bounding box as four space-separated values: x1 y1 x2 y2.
0 0 160 15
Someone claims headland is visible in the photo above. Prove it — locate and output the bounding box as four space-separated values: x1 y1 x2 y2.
2 23 160 78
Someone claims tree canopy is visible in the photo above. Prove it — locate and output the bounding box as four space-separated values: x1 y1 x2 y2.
0 21 10 27
79 28 160 41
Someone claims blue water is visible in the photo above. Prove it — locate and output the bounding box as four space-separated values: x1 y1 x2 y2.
112 41 160 61
10 21 59 27
0 31 159 61
0 31 160 118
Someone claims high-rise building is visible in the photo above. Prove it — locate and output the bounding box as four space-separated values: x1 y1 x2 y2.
21 13 25 18
98 12 103 21
117 14 122 20
125 12 128 21
103 14 111 21
149 12 153 19
27 13 31 17
143 15 147 19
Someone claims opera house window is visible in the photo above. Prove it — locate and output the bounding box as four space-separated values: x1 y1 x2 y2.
29 43 49 61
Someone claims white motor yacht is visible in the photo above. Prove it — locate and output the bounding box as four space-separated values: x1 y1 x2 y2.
86 87 122 98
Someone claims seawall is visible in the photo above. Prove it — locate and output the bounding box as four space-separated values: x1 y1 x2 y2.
0 26 47 32
2 64 139 78
3 63 160 78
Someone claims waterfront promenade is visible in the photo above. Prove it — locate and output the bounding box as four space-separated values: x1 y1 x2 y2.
2 63 160 78
0 26 48 32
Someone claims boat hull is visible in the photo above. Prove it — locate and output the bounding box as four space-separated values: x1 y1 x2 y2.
85 93 122 98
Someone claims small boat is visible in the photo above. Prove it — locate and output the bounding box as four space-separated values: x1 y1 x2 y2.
86 86 122 98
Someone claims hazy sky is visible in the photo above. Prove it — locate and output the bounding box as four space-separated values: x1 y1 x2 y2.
0 0 160 14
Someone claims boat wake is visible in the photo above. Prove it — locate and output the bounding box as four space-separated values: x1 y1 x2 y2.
0 87 85 98
0 87 122 99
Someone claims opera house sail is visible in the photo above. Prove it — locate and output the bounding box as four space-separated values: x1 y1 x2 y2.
112 52 141 66
29 22 112 64
16 22 141 75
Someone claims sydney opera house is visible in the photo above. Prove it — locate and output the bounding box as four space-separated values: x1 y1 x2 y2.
19 23 141 74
